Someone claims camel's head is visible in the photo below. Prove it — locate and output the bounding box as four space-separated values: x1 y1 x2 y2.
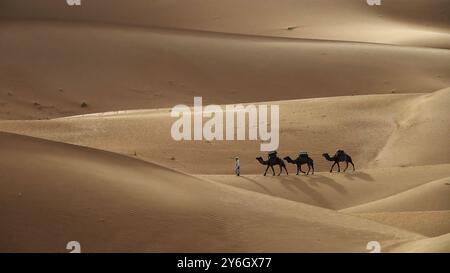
256 157 263 160
322 153 328 157
283 156 290 160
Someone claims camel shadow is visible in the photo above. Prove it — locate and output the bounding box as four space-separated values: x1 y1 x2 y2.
305 174 347 194
343 171 375 182
277 176 334 208
239 173 352 210
241 176 276 196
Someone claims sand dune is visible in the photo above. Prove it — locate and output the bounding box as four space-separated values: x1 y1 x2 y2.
1 90 448 173
1 0 448 48
387 233 450 253
371 88 450 167
340 176 450 238
351 211 450 237
0 131 425 252
200 167 450 211
0 0 449 253
0 20 449 119
342 177 450 213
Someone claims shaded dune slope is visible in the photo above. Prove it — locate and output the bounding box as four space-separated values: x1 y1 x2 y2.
1 0 448 47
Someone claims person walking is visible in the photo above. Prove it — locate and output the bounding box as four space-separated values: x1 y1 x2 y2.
234 157 241 176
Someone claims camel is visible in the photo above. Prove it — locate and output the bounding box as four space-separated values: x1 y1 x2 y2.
256 156 289 176
284 154 314 175
322 150 355 173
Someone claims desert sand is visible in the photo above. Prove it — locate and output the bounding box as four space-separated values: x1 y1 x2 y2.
0 1 449 252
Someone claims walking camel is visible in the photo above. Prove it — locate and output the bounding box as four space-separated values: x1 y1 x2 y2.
284 153 314 175
322 150 355 173
256 154 289 176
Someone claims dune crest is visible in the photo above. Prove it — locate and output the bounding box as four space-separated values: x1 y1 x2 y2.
372 88 450 168
342 177 450 213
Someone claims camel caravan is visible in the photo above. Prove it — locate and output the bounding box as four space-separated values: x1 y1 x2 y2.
255 150 355 176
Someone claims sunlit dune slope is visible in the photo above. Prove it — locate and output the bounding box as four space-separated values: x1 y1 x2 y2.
371 88 450 168
0 90 448 173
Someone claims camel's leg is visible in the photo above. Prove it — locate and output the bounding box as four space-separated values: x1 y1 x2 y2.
271 165 276 176
296 165 300 175
350 161 355 171
283 165 289 176
330 162 336 172
299 165 306 174
337 162 341 172
278 165 282 176
264 165 270 176
344 161 349 172
306 164 310 175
